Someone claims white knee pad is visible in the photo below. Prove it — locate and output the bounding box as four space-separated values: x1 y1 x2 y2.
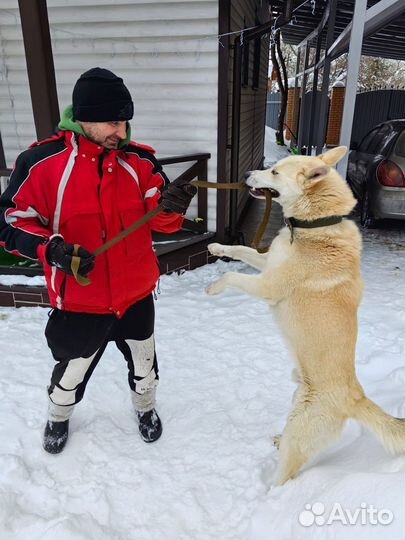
48 350 99 406
125 336 158 395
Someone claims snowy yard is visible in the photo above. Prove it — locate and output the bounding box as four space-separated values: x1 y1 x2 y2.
0 221 404 540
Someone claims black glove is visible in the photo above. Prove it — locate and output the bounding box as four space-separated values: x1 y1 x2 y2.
160 179 197 214
46 236 95 277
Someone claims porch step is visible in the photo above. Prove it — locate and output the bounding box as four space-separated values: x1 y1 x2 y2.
153 230 215 256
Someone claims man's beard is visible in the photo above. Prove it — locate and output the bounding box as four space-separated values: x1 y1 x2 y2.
104 137 120 149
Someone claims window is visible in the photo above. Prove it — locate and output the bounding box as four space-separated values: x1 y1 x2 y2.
358 128 379 152
359 125 395 155
367 127 389 153
379 129 400 156
394 130 405 157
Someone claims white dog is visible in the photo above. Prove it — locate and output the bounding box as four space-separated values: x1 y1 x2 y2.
207 146 405 485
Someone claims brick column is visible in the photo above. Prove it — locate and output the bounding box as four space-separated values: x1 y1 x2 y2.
286 85 300 141
326 82 345 146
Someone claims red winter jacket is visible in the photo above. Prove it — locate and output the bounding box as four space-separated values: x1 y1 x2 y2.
0 130 183 316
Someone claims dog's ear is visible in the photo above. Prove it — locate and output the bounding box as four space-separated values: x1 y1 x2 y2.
305 166 330 182
318 146 347 166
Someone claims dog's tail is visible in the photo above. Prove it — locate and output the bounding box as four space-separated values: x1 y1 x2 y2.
351 396 405 454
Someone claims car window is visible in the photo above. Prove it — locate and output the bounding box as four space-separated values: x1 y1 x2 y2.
359 125 398 155
394 130 405 157
359 128 379 152
367 125 391 154
380 129 401 155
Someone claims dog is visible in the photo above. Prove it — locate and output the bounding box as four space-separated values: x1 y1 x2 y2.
207 146 405 486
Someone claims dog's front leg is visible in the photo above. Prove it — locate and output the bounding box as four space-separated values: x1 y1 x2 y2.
207 272 267 298
208 243 267 271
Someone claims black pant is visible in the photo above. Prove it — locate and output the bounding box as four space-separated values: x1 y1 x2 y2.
45 294 158 406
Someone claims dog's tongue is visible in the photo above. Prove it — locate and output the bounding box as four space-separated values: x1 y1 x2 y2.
249 187 280 199
249 188 266 198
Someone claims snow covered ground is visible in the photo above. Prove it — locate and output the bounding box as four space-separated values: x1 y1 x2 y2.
0 133 404 540
264 126 290 166
1 226 404 540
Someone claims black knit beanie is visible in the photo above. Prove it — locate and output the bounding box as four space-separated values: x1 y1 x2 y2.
72 67 134 122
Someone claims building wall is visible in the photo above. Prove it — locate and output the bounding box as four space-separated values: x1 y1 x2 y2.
228 0 270 226
0 0 219 230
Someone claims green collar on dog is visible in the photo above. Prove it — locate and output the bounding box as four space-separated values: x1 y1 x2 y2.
284 215 344 244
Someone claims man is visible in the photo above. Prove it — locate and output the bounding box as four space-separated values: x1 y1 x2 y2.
0 67 196 453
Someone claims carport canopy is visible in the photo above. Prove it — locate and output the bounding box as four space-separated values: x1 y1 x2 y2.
269 0 405 173
271 0 405 60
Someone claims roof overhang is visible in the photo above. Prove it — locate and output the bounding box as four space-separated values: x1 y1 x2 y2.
270 0 405 61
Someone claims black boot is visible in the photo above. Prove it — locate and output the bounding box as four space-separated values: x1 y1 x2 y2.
43 420 69 454
137 409 162 443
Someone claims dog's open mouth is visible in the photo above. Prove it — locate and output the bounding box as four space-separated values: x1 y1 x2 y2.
249 187 280 199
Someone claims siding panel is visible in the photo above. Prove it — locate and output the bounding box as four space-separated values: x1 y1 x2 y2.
0 0 219 230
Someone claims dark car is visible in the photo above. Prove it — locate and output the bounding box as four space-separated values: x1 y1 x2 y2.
347 120 405 227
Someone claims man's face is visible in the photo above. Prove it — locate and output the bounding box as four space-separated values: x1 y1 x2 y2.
79 121 127 149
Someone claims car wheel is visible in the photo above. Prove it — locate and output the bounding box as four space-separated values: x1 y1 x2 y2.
360 187 375 228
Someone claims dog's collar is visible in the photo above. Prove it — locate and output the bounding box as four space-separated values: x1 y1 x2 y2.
284 215 344 244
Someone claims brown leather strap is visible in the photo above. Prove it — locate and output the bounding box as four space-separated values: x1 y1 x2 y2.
192 180 272 252
72 181 272 286
94 205 163 257
250 190 272 253
73 206 163 286
191 180 247 190
71 244 91 286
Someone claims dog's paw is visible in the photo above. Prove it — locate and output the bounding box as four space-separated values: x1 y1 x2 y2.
272 434 282 450
206 278 226 296
208 243 226 257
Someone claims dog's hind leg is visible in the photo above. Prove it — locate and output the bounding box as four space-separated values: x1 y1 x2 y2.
273 370 304 451
274 400 345 486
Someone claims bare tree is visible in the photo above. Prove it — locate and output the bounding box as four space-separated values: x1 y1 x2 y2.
274 41 405 90
270 29 289 145
358 57 405 90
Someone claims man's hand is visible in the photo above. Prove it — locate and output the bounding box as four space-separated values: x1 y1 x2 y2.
46 236 95 277
160 178 197 214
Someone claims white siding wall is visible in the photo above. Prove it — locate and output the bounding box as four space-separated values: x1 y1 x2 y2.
0 0 219 230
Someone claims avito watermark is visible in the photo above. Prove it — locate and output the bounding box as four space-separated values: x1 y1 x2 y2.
298 502 394 527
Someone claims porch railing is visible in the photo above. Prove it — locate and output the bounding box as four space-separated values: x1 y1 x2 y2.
159 153 210 233
0 168 11 195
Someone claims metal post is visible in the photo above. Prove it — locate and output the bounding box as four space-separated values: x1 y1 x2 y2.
297 43 310 152
230 37 242 240
216 0 230 242
197 158 208 232
18 0 60 140
307 32 322 154
337 0 367 176
291 47 301 147
316 0 338 154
